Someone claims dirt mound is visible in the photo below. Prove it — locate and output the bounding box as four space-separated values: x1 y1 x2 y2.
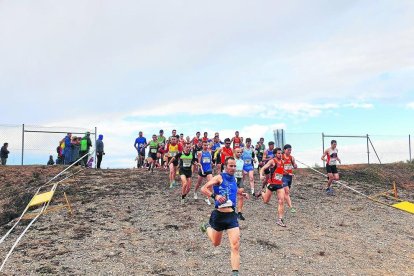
1 164 414 275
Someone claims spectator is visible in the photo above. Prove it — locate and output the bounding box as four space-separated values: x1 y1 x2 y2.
56 143 63 164
1 143 10 165
80 132 93 166
96 134 104 169
63 133 72 165
71 136 81 165
47 155 55 165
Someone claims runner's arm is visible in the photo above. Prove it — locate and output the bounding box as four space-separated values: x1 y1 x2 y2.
201 175 226 203
291 156 298 169
321 149 328 161
260 159 274 179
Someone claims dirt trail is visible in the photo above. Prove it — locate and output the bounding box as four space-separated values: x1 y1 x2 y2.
1 164 414 275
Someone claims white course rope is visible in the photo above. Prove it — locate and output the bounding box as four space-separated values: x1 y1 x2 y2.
0 150 94 272
295 159 371 199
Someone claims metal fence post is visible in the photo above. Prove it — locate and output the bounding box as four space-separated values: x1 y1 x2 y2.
366 134 370 164
94 126 97 169
21 124 24 165
409 134 412 162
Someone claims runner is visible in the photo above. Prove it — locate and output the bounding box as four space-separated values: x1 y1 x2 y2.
259 147 287 227
134 131 147 168
200 157 249 276
234 148 246 220
146 134 159 172
157 130 167 166
169 129 177 140
231 131 241 149
321 140 341 195
260 141 275 189
202 132 211 143
242 138 256 196
282 144 298 213
168 143 196 204
192 131 201 146
255 138 265 174
179 133 185 146
164 136 183 188
192 139 203 174
194 141 214 205
239 137 245 149
215 138 234 172
211 135 223 173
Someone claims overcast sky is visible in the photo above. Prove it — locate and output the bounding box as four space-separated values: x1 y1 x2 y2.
1 1 414 167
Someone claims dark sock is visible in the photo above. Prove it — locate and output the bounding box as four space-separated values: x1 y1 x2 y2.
182 194 187 199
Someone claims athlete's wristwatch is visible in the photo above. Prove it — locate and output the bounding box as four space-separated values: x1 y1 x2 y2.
210 192 216 199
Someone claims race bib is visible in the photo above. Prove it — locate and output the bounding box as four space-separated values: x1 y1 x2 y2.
244 159 251 165
183 159 192 167
202 157 211 163
235 143 239 147
329 160 337 166
218 199 233 208
170 152 177 157
150 148 157 153
235 170 243 178
284 164 293 170
273 173 283 181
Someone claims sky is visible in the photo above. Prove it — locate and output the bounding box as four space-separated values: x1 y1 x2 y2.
1 0 414 168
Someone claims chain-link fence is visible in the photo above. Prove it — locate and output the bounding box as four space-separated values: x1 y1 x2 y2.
284 132 412 167
0 124 96 166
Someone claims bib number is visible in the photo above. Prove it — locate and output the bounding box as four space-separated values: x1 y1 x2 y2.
150 148 157 153
202 157 211 163
235 170 242 178
244 159 251 165
183 160 191 167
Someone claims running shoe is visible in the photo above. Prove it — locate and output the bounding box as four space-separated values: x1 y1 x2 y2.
181 198 185 205
326 187 335 196
238 213 245 221
205 198 212 205
276 218 286 227
290 207 297 213
194 193 198 200
200 222 210 233
169 182 174 189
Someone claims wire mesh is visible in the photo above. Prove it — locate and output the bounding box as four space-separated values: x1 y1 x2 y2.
0 124 96 165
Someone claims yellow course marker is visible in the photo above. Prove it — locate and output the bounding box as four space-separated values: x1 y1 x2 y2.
27 191 55 208
392 201 414 214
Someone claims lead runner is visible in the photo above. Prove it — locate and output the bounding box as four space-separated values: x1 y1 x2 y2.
200 157 249 276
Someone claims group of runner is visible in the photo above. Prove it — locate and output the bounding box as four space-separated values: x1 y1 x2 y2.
134 130 341 276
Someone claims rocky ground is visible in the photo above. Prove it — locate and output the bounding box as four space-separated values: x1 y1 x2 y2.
1 164 414 275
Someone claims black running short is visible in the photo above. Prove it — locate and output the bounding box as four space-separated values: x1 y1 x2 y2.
326 165 338 174
168 157 178 167
236 177 243 188
149 153 157 160
198 170 212 177
179 169 192 178
215 153 221 164
209 210 239 232
267 184 283 191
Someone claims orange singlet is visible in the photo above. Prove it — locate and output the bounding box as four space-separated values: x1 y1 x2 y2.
221 147 234 164
283 154 294 175
269 158 284 185
233 137 241 149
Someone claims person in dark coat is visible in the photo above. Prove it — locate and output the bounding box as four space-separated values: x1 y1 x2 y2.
1 143 10 165
96 134 104 169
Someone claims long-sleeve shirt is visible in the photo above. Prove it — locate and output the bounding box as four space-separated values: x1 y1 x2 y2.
96 140 104 153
